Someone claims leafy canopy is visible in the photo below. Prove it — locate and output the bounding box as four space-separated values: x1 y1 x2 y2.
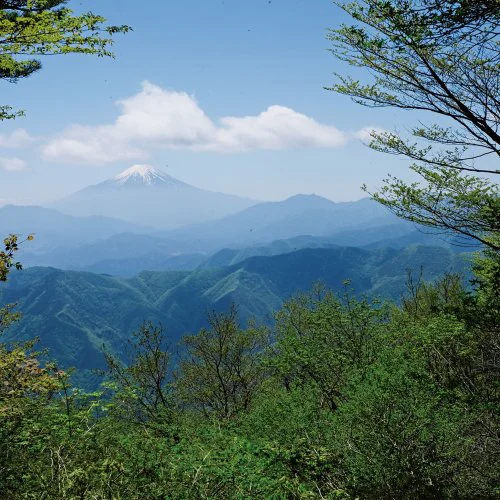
0 0 130 119
328 0 499 250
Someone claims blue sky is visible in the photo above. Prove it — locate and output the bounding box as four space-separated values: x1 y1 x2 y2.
0 0 414 206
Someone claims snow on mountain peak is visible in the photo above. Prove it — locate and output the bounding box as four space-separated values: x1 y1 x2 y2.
114 164 167 186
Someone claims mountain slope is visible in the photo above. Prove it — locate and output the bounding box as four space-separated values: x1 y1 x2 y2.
23 232 190 269
1 245 471 385
0 205 148 253
52 165 257 229
19 196 408 274
162 195 399 250
21 221 463 276
199 235 340 270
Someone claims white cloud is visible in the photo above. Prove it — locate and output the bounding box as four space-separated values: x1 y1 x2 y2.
0 129 35 148
114 82 216 145
42 81 349 164
0 157 27 171
42 125 148 164
212 105 346 152
352 126 388 143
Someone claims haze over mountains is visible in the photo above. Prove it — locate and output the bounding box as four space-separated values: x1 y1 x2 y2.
162 193 395 249
2 163 471 276
0 204 148 252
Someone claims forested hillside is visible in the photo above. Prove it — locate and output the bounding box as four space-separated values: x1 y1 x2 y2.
1 245 470 385
1 252 497 497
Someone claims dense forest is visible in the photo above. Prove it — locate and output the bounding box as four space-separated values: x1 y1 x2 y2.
1 0 499 498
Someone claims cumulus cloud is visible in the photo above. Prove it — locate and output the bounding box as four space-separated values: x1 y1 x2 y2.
42 82 349 164
213 105 346 152
0 129 35 148
0 157 27 171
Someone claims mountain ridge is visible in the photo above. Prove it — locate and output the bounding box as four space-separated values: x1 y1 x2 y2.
1 245 471 387
0 204 149 252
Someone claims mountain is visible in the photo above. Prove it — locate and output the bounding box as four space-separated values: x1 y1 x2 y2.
199 235 340 270
365 228 480 251
16 194 406 274
11 180 463 277
20 219 460 277
52 164 258 229
161 194 400 251
0 205 148 254
198 225 439 270
1 245 471 386
74 252 206 277
21 232 188 269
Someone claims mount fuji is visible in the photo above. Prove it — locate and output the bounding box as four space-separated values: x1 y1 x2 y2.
52 165 258 229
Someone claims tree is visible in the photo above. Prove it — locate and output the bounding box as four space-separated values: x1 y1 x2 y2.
332 285 499 498
176 306 269 420
0 233 30 282
271 285 388 412
0 0 130 119
0 235 65 496
102 321 173 428
327 0 499 250
0 234 32 332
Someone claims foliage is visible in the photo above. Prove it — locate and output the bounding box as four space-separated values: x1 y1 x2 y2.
328 0 500 249
176 306 269 420
0 0 130 119
271 284 389 411
0 234 31 346
102 321 173 428
371 166 500 250
0 271 498 497
0 233 32 282
326 5 500 490
0 338 61 495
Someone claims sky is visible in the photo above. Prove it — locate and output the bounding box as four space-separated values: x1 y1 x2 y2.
0 0 417 206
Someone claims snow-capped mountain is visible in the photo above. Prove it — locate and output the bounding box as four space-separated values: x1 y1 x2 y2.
52 165 258 229
109 165 190 188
